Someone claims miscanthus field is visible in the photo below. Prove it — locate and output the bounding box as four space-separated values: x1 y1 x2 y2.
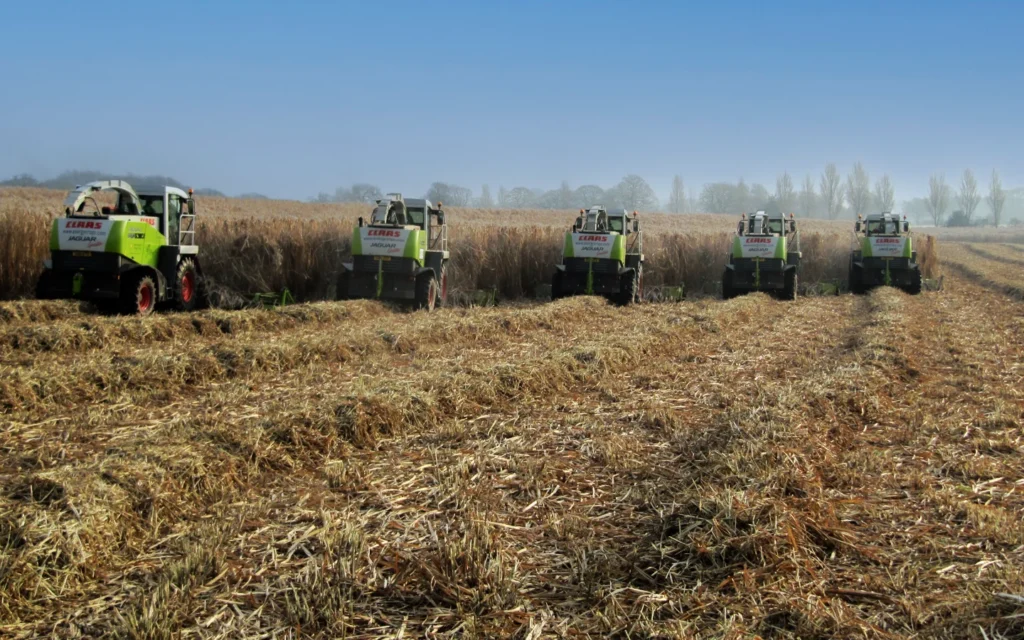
1 188 1022 639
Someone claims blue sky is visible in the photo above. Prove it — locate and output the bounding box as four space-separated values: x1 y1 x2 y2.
0 0 1020 201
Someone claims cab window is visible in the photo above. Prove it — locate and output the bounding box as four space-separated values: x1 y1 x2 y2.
767 220 783 234
406 207 425 226
608 217 623 232
140 196 164 216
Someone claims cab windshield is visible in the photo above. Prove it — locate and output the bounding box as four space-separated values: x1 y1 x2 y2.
608 217 624 232
406 207 425 226
866 219 897 234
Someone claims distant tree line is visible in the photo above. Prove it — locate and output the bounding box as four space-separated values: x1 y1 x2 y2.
0 171 265 199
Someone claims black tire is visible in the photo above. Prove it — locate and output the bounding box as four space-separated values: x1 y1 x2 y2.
849 264 864 295
618 269 639 305
174 258 200 311
904 267 923 295
35 269 55 300
120 272 157 316
781 269 798 301
722 269 734 300
551 272 564 301
336 270 350 301
414 272 437 311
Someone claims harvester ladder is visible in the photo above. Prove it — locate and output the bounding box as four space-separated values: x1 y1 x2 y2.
178 213 197 246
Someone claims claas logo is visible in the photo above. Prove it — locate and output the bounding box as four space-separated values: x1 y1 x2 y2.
367 229 402 237
577 235 608 242
745 238 773 244
66 220 104 229
876 238 901 243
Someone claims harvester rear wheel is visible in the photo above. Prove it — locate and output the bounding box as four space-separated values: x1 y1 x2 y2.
174 258 199 311
414 272 437 311
781 269 798 301
121 272 157 316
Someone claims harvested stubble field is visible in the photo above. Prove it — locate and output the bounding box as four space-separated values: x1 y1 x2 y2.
1 188 929 303
1 253 1023 638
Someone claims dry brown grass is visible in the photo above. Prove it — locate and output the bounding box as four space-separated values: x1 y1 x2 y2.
1 256 1023 637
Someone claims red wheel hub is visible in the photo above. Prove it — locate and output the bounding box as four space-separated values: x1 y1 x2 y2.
139 282 153 312
182 271 195 302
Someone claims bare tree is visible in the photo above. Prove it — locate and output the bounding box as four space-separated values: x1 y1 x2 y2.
573 185 604 209
477 184 494 208
958 169 981 224
699 183 733 213
504 186 536 208
926 174 951 226
749 183 770 210
820 162 844 220
667 175 686 213
874 174 895 212
557 180 574 210
774 172 795 213
497 186 508 207
614 174 659 211
798 174 817 217
846 162 871 217
988 169 1006 227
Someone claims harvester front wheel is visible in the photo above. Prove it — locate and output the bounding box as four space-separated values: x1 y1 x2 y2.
781 269 798 301
722 270 734 300
35 269 55 300
121 272 157 316
414 272 437 311
904 267 923 295
336 270 350 300
618 270 639 305
849 264 864 295
551 272 564 301
174 258 200 311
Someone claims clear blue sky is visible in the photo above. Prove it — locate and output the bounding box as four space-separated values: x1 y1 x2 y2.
1 0 1021 202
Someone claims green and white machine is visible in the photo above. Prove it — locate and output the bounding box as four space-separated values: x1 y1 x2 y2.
723 210 800 300
337 193 449 310
849 212 921 295
36 180 203 315
551 206 643 304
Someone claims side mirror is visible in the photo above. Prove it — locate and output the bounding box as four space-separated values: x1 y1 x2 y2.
358 216 364 227
438 211 445 225
855 222 861 233
737 222 744 235
633 220 639 232
789 221 796 233
187 199 195 216
903 222 909 232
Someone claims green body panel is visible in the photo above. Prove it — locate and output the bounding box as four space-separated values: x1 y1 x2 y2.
50 223 59 249
775 237 786 259
103 221 163 267
610 235 626 264
563 232 574 258
351 229 362 255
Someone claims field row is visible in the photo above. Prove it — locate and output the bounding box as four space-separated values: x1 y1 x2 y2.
2 270 1023 637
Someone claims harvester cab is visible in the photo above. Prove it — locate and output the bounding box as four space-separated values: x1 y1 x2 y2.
338 193 449 310
723 210 801 300
849 211 921 295
37 180 203 315
552 205 643 304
